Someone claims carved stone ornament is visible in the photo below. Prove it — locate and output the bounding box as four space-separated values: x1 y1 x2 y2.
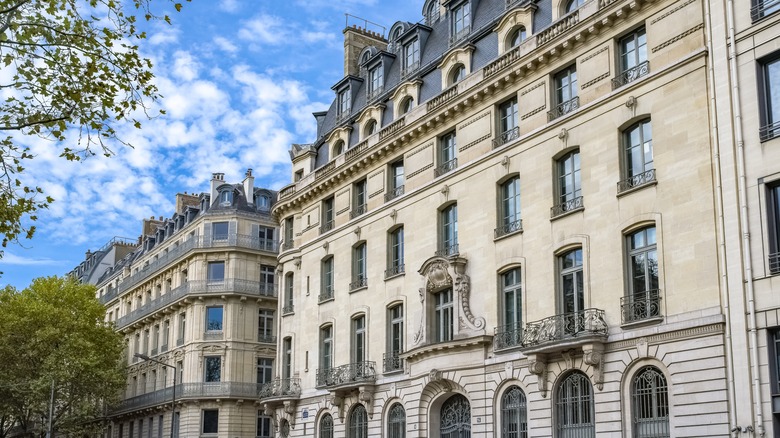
636 337 649 358
582 343 605 391
426 262 452 292
330 394 345 421
359 387 374 419
527 353 548 398
428 368 453 392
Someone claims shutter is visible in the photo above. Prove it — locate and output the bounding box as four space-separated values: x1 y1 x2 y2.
228 221 237 246
203 222 212 245
251 224 260 249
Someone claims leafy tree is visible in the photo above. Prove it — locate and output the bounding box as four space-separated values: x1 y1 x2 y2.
0 276 126 437
0 0 185 253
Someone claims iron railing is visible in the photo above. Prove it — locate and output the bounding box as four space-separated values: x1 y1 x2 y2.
320 221 335 234
495 219 523 238
385 264 405 278
385 186 405 202
751 0 780 22
175 337 184 347
316 361 376 388
435 243 459 257
551 196 584 218
522 309 608 348
401 61 420 80
111 382 263 414
350 204 368 219
434 158 458 177
493 126 521 149
760 120 780 142
258 334 277 344
617 169 656 193
318 287 334 303
114 280 276 329
770 252 780 274
494 322 524 350
621 290 662 324
203 331 223 341
612 61 650 89
282 304 294 314
383 352 403 373
547 96 580 121
258 378 301 399
449 26 471 46
350 277 368 290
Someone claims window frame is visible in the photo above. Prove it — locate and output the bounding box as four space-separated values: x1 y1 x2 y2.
451 1 471 42
558 248 584 316
434 288 454 343
768 181 780 274
256 357 274 385
351 179 368 218
349 404 369 438
320 413 334 438
284 273 294 313
501 385 528 438
436 131 458 176
320 324 333 371
352 242 368 289
387 226 405 277
202 409 219 435
555 372 594 437
204 356 222 383
321 256 335 301
497 176 522 237
387 159 405 201
257 412 273 438
619 119 655 192
352 314 366 364
759 53 780 142
550 64 579 120
439 203 459 256
258 309 274 342
205 306 223 332
388 403 406 438
403 38 420 73
207 261 225 283
553 150 583 217
630 366 670 437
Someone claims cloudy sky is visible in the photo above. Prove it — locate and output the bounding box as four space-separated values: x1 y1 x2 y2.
1 0 423 289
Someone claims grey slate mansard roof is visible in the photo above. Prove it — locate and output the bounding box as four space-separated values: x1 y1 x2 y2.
311 0 553 170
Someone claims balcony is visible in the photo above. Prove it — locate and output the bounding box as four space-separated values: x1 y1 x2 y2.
493 322 524 351
751 0 780 22
434 158 458 177
435 243 459 258
520 308 608 353
350 204 367 219
494 219 523 239
203 330 223 341
760 120 780 142
350 277 368 291
316 361 376 389
550 196 584 218
621 290 662 325
282 303 294 315
547 96 580 121
384 185 405 202
493 126 520 149
258 333 277 344
318 287 334 303
385 264 405 279
617 169 656 194
320 220 335 234
111 382 263 414
612 61 650 89
176 337 184 347
258 378 301 401
770 252 780 275
536 10 579 47
383 352 403 373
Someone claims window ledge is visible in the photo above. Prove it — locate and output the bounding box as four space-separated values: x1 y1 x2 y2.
549 206 584 221
384 272 406 281
383 367 404 376
494 228 523 242
282 311 295 317
616 178 657 198
620 316 664 329
318 297 335 305
349 285 368 293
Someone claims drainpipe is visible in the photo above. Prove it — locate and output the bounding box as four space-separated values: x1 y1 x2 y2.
703 0 738 431
725 0 765 434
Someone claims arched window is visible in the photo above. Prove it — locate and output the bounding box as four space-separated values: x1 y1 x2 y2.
388 403 406 438
632 366 669 437
219 189 233 206
565 0 584 13
334 140 345 157
441 394 471 438
255 194 271 211
501 386 527 438
320 413 334 438
400 97 414 115
280 419 290 438
349 404 368 438
510 26 526 47
556 372 594 438
451 64 466 85
361 50 372 65
365 119 377 137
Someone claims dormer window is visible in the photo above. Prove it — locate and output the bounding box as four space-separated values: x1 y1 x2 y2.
365 120 377 137
219 189 233 206
450 64 466 85
403 39 420 77
400 97 414 115
368 66 383 100
256 194 271 211
451 2 471 44
426 1 440 24
565 0 584 13
510 26 527 47
338 89 350 117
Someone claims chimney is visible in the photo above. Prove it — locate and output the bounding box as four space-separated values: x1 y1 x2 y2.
343 24 388 76
243 169 255 205
210 172 225 201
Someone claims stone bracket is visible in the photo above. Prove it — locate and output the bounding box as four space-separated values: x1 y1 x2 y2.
582 343 605 391
526 353 548 398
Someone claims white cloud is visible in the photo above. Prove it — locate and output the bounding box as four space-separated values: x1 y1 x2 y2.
213 36 238 53
238 14 288 45
218 0 239 12
2 252 65 266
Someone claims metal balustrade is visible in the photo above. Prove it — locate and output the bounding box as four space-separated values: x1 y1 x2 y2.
318 287 334 303
547 96 580 121
350 204 368 219
203 331 223 341
550 196 584 218
494 322 524 350
383 352 403 373
435 244 459 258
282 304 294 314
751 0 780 22
320 221 335 234
384 264 405 278
612 61 650 89
621 290 662 324
617 169 656 193
769 252 780 275
316 361 376 388
350 277 368 290
384 186 405 202
258 334 277 344
760 121 780 142
112 382 263 413
521 309 607 348
494 219 523 238
434 158 458 177
493 126 520 148
258 378 301 399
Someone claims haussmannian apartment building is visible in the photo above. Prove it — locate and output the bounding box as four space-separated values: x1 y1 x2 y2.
263 0 777 436
70 170 281 438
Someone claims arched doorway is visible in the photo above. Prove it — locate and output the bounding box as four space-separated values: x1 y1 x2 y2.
440 394 471 438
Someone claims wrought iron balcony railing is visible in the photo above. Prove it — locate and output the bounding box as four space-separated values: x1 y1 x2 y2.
350 277 368 290
383 351 403 373
521 309 608 349
385 264 405 278
751 0 780 22
620 290 662 324
282 303 294 314
281 241 294 251
493 126 520 149
547 96 580 121
760 120 780 142
449 26 471 46
203 331 223 341
316 361 376 388
434 158 458 177
435 243 459 258
551 196 584 218
111 382 263 414
617 169 656 193
612 61 650 89
384 185 405 202
350 204 368 219
401 61 420 80
495 219 523 238
258 378 301 400
494 322 524 351
258 334 277 344
320 220 335 234
770 252 780 275
318 287 334 303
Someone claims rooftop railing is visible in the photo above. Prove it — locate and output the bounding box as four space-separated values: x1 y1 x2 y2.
536 10 579 46
316 361 376 388
427 86 458 112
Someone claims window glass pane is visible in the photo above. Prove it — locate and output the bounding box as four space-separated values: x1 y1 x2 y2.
202 410 219 434
204 357 221 382
768 59 780 123
206 306 223 331
212 222 228 239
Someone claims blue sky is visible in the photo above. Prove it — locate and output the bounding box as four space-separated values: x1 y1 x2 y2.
1 0 423 289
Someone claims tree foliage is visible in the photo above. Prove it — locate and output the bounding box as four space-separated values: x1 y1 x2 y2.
0 276 126 437
0 0 185 252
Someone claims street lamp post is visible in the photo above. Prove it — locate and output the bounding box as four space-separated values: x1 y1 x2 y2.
135 353 177 438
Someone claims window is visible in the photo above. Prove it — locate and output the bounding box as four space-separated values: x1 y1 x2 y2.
148 416 153 438
387 160 405 201
158 415 163 438
258 226 274 246
320 413 334 438
450 64 466 85
760 55 780 141
752 0 780 22
173 412 180 438
333 140 345 157
400 96 414 115
283 273 294 313
369 66 383 98
496 268 523 349
439 204 458 256
320 325 333 378
501 386 528 438
436 132 457 177
618 120 655 192
282 337 292 379
497 177 521 237
565 0 584 13
403 39 420 73
496 97 519 147
257 358 273 385
321 196 335 233
257 412 273 438
320 257 334 301
219 190 233 206
162 320 170 350
614 27 648 88
352 243 368 289
427 0 440 23
352 315 366 363
550 65 578 121
260 265 275 289
212 222 229 241
631 366 670 438
349 404 368 438
556 372 594 438
510 26 526 48
451 2 471 42
143 329 150 355
769 183 780 274
338 89 351 116
207 261 225 282
365 119 377 137
206 306 223 332
258 309 274 342
387 227 405 277
256 194 271 211
388 403 406 438
386 304 404 372
552 150 583 217
622 227 660 323
440 394 471 437
283 217 294 250
351 179 367 218
202 409 219 435
434 289 454 342
559 249 584 335
204 356 221 382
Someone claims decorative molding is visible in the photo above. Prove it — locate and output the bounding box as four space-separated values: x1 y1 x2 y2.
336 207 350 215
520 81 545 95
408 142 433 158
581 46 608 62
651 24 704 53
407 163 434 179
521 105 546 120
581 72 610 89
606 322 724 351
458 110 490 129
527 354 548 398
583 343 605 391
459 134 491 152
650 0 696 24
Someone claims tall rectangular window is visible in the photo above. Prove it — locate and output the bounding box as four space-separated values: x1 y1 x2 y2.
619 120 655 192
207 261 225 282
258 309 274 342
260 265 275 288
404 39 420 72
368 65 383 97
205 306 223 332
559 248 585 335
320 325 333 370
614 27 648 88
204 356 221 382
435 289 454 342
553 150 582 217
320 257 334 301
497 97 519 146
436 132 457 176
760 55 780 141
623 227 660 323
352 243 368 289
284 273 294 313
439 204 458 256
143 329 150 355
550 65 578 120
386 304 404 372
351 179 367 218
497 177 522 237
322 196 335 233
258 226 274 250
352 315 366 363
153 324 160 352
283 217 294 249
451 2 471 41
338 89 350 115
282 337 292 379
257 358 274 385
212 222 229 241
387 160 405 201
162 320 170 351
387 227 405 277
769 183 780 274
503 268 523 328
257 413 273 438
158 415 163 438
178 312 186 345
202 410 219 434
